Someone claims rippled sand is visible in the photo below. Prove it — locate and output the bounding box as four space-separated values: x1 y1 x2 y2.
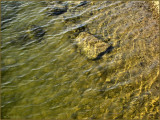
1 1 159 119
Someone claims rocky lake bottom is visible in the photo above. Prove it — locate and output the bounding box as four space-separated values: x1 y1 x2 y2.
1 1 159 119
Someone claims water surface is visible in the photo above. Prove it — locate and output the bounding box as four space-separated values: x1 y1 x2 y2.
1 1 159 119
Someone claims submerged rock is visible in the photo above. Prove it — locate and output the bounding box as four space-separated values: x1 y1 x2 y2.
12 25 46 45
76 1 89 7
75 32 111 59
48 7 67 16
30 25 46 38
46 2 68 16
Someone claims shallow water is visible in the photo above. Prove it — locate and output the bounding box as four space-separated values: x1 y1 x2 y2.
1 1 159 119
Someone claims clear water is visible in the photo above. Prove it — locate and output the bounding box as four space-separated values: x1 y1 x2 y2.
1 1 159 119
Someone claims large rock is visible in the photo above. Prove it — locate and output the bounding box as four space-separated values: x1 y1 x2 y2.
75 32 110 59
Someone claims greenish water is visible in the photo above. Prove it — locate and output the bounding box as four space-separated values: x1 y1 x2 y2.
1 1 159 119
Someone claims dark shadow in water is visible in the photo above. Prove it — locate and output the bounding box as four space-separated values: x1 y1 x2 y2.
93 45 114 61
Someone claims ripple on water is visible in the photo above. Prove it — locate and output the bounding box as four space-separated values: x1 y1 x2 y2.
1 1 159 119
